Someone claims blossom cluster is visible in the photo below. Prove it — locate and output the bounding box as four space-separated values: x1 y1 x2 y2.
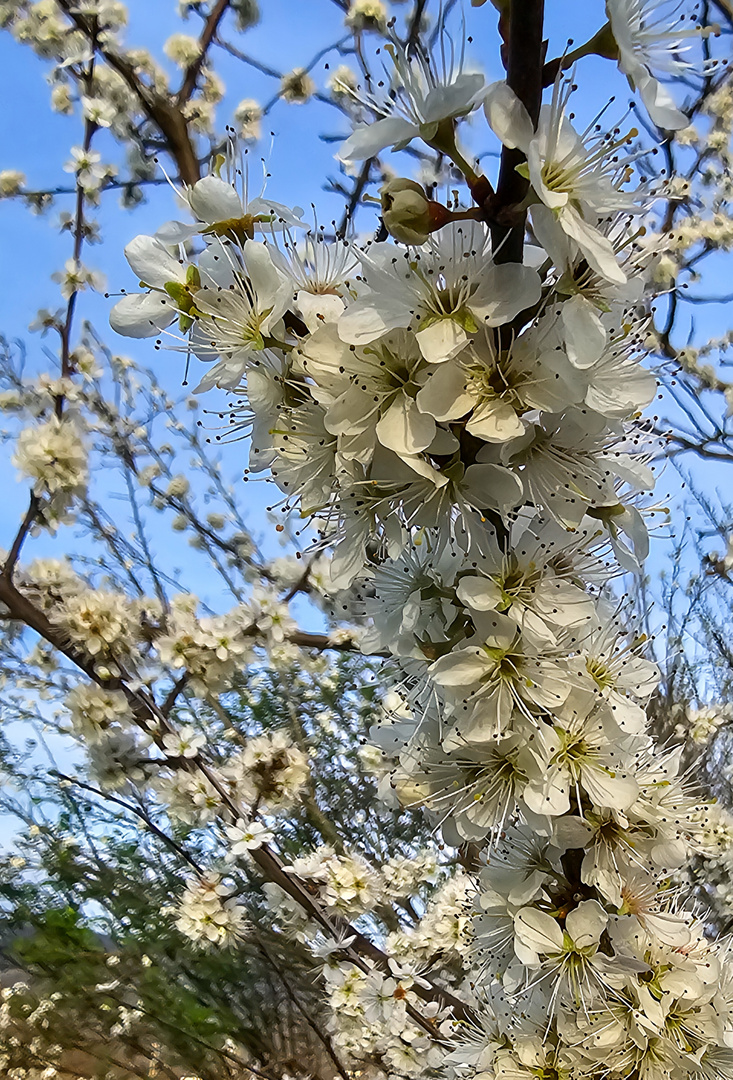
102 6 733 1080
12 414 88 532
263 853 466 1073
175 872 249 947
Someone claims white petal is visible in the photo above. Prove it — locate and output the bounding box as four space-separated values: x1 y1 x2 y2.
462 463 523 510
188 175 243 223
427 426 460 454
338 117 419 163
297 290 344 332
484 81 534 152
514 907 564 955
520 608 558 647
400 453 449 487
242 241 286 307
650 838 687 870
429 647 488 688
565 899 607 948
529 140 569 211
471 264 542 326
581 763 638 810
467 398 525 442
559 208 627 286
523 770 570 817
638 71 688 131
329 522 369 590
109 292 176 338
416 363 473 420
605 454 655 491
585 366 657 417
445 684 513 745
198 239 238 288
124 235 185 288
155 220 204 244
512 936 542 967
643 912 691 948
193 355 248 392
415 317 468 363
532 581 595 628
603 693 647 734
616 505 649 566
338 298 411 345
300 322 352 381
376 394 436 456
248 197 306 230
423 73 486 123
456 575 504 611
553 816 594 848
562 294 607 368
529 202 573 270
325 386 372 436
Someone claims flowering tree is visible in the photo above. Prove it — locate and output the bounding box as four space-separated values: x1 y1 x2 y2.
4 1 733 1079
0 637 457 1079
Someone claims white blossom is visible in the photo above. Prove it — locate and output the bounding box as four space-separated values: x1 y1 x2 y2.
339 32 485 164
13 417 87 500
176 874 249 947
607 0 712 130
226 818 274 853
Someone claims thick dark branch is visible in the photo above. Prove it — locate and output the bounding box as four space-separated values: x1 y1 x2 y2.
161 673 189 716
490 0 545 263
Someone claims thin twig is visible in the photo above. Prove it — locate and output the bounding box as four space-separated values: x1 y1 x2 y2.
52 772 204 873
178 0 231 104
337 157 375 237
256 937 351 1080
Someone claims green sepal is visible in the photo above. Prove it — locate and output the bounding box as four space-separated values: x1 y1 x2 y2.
420 309 478 335
164 281 190 305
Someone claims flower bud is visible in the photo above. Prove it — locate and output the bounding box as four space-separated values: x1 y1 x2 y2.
380 179 440 245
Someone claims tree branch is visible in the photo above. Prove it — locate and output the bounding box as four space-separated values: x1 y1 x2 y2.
0 573 469 1027
56 0 201 185
2 494 41 581
407 0 429 53
256 937 351 1080
490 0 545 263
177 0 231 105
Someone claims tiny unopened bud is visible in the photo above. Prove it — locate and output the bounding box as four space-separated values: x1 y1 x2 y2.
380 179 451 245
381 179 429 244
